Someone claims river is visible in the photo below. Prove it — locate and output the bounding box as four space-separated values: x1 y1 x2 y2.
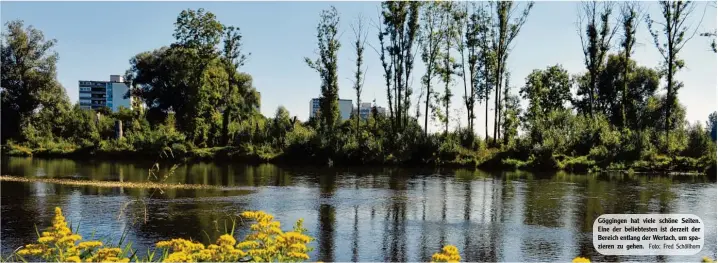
1 157 715 262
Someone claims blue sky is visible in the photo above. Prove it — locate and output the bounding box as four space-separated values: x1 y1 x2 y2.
2 1 716 136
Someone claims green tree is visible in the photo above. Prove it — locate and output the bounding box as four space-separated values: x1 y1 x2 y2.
700 2 716 53
454 3 474 135
1 20 69 142
707 111 717 141
350 14 368 141
172 8 224 146
490 1 534 144
436 1 460 135
420 2 443 136
379 1 422 133
520 65 573 128
501 71 520 147
305 6 341 133
220 25 250 145
619 2 642 128
272 106 292 147
577 2 617 117
647 1 701 144
476 4 495 142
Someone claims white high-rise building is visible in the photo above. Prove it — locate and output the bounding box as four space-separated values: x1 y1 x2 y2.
309 98 353 121
354 102 387 119
78 75 132 112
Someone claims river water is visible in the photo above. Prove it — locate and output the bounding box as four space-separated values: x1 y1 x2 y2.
1 157 715 262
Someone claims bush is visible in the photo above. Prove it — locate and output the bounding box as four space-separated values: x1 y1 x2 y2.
4 140 33 156
559 155 596 173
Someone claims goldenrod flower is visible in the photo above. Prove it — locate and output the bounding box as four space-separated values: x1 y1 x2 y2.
163 251 193 263
216 234 236 246
78 241 103 250
573 257 591 263
65 256 81 263
431 245 461 263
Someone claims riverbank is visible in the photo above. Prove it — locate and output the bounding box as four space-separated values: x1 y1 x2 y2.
4 142 715 176
0 175 256 192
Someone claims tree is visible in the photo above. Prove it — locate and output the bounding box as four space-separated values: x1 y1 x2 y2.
272 106 292 147
501 71 520 146
454 3 475 135
584 54 662 129
435 1 460 135
619 2 642 128
520 65 573 124
172 8 224 145
700 31 716 53
647 1 701 143
420 2 443 136
700 2 716 53
1 20 69 142
221 25 250 145
577 2 617 117
305 6 341 133
379 1 422 133
708 111 717 141
126 9 257 147
490 1 534 144
350 14 368 141
476 5 495 141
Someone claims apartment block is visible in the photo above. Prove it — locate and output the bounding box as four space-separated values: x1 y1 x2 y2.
78 75 132 112
309 98 353 121
354 102 387 119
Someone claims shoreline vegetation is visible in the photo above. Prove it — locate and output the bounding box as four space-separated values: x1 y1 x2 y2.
3 143 716 176
2 3 717 177
0 175 256 192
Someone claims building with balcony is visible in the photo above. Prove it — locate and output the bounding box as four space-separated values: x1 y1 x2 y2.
78 75 132 112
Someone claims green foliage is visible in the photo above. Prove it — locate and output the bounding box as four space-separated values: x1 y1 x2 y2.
708 111 717 141
521 65 573 123
379 1 422 134
305 6 341 133
1 20 70 143
3 8 715 176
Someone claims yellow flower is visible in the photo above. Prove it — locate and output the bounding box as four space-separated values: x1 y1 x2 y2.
236 240 259 249
573 257 591 263
217 234 237 246
703 257 715 263
431 245 461 263
66 256 81 263
289 243 307 251
38 236 55 244
78 241 103 250
287 251 310 260
164 251 193 262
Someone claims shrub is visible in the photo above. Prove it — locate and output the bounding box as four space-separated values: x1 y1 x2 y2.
559 155 596 173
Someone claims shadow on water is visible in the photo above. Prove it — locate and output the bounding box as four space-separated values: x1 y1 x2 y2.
1 156 716 262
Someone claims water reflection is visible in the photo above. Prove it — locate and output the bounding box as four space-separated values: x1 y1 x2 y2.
1 157 716 262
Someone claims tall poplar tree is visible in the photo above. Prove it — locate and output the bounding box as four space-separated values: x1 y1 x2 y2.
305 6 341 132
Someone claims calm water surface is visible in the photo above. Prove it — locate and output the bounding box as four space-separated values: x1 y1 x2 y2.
1 157 716 262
